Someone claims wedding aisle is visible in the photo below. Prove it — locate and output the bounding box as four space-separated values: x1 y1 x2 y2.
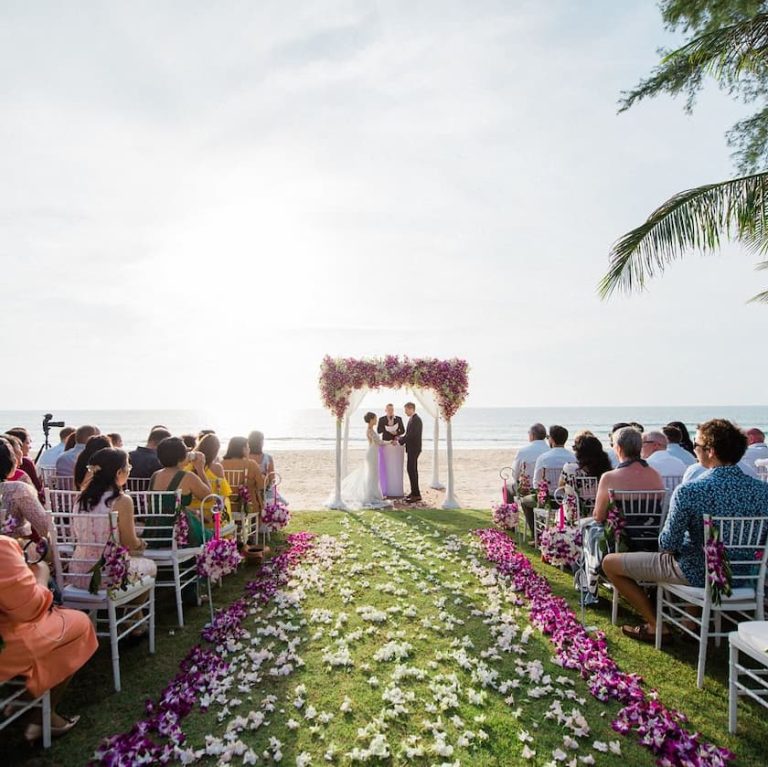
11 510 766 767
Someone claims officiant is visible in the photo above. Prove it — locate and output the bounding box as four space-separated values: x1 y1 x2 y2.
377 405 405 442
377 404 405 497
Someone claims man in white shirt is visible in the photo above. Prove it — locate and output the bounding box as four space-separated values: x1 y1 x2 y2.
744 428 768 468
55 424 100 477
640 430 687 479
662 426 696 467
37 426 75 469
512 423 549 486
532 425 576 488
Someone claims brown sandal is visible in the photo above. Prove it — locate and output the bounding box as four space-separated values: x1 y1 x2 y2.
621 623 672 644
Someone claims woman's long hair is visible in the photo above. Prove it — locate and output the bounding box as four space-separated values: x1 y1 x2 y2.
196 433 220 468
74 435 112 490
667 420 695 454
573 435 612 480
248 431 264 455
223 436 248 460
77 448 127 511
0 437 15 481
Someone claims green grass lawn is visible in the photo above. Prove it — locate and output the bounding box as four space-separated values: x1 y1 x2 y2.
4 508 767 766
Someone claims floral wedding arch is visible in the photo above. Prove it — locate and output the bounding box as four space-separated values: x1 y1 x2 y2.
319 355 470 509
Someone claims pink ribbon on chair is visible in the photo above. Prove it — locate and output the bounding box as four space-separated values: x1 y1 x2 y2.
558 504 565 531
213 509 221 540
502 480 509 504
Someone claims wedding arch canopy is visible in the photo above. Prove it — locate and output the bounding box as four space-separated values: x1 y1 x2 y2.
319 355 470 510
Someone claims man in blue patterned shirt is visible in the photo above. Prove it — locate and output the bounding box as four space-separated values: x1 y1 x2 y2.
603 419 768 643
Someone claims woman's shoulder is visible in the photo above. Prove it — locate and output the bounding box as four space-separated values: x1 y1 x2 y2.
208 463 224 478
1 480 34 497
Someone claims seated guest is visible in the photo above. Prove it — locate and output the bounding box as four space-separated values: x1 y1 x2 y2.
73 435 113 490
604 419 768 642
560 433 612 488
666 420 695 455
0 437 50 540
3 434 33 486
511 423 549 488
55 425 100 478
185 434 233 530
37 426 75 471
106 433 123 449
69 448 157 593
222 436 265 517
149 437 212 544
181 434 197 450
592 427 665 523
5 428 44 503
520 426 575 534
0 535 98 741
744 428 768 468
248 430 287 505
640 430 687 478
662 425 697 467
128 428 171 479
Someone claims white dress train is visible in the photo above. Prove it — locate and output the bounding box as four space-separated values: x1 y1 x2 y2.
335 428 393 510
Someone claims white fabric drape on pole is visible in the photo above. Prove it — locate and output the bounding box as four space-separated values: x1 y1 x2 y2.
341 387 369 476
408 387 445 490
325 418 346 509
441 418 459 509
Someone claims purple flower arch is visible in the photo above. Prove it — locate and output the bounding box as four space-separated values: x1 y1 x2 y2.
319 355 470 420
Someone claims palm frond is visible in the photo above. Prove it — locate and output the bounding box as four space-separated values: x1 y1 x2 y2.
599 172 768 298
748 289 768 302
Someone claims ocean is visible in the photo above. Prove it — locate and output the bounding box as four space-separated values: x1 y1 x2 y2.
2 406 767 454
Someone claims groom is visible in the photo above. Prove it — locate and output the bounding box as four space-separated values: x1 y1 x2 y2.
399 402 422 502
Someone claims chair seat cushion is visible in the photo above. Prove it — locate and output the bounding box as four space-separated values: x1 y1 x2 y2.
737 621 768 654
664 583 756 603
62 575 153 602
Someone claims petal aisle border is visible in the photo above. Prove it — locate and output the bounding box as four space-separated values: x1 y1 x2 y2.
474 528 734 767
92 532 317 766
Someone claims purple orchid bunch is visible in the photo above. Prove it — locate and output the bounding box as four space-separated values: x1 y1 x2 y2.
89 537 131 596
173 495 189 547
491 501 519 530
0 511 19 536
93 532 317 765
237 482 251 512
261 498 291 532
539 526 582 568
601 491 627 554
536 475 552 509
196 537 242 581
474 528 734 766
704 518 732 606
563 491 579 525
517 463 532 496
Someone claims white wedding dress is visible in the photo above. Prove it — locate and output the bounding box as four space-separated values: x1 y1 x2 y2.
337 427 393 510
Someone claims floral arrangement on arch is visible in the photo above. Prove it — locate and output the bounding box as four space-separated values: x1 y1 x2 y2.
318 355 469 420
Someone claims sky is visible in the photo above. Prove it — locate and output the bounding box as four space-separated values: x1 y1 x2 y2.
2 1 766 412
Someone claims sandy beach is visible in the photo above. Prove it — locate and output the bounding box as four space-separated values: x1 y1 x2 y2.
271 448 518 510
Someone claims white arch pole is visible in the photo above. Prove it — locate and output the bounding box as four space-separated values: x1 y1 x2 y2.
431 417 445 490
441 418 459 509
327 418 346 510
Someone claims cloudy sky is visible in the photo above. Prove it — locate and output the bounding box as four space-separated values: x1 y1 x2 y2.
2 1 765 411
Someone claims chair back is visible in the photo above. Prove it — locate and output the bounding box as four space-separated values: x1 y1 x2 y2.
38 467 58 488
45 488 79 515
48 474 75 491
126 477 151 493
570 475 598 517
541 467 562 490
50 508 116 592
757 464 768 483
705 513 768 598
223 469 246 489
129 490 186 550
611 489 668 551
663 475 683 494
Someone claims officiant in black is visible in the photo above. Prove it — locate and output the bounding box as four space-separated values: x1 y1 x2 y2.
377 404 405 442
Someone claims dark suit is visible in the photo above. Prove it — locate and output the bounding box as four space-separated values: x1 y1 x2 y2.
399 413 423 497
377 415 405 442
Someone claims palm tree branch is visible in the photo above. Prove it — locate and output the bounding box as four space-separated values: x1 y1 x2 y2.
599 172 768 298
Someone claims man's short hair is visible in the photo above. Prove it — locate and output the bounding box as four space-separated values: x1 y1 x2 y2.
148 428 172 446
548 425 568 446
747 427 765 442
60 426 75 441
529 423 547 440
698 419 748 464
629 421 645 433
614 426 642 459
404 402 416 410
157 437 188 468
662 425 682 444
75 425 99 445
644 430 668 448
386 403 394 409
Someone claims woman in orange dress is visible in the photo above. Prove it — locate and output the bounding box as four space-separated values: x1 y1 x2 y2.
0 536 98 741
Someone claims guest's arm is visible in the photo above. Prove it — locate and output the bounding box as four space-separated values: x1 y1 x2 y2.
659 487 687 552
10 483 51 538
0 538 53 623
592 474 613 523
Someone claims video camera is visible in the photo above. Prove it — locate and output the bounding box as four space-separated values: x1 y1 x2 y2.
42 413 65 434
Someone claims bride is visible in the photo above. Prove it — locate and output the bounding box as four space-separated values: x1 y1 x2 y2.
338 412 394 509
